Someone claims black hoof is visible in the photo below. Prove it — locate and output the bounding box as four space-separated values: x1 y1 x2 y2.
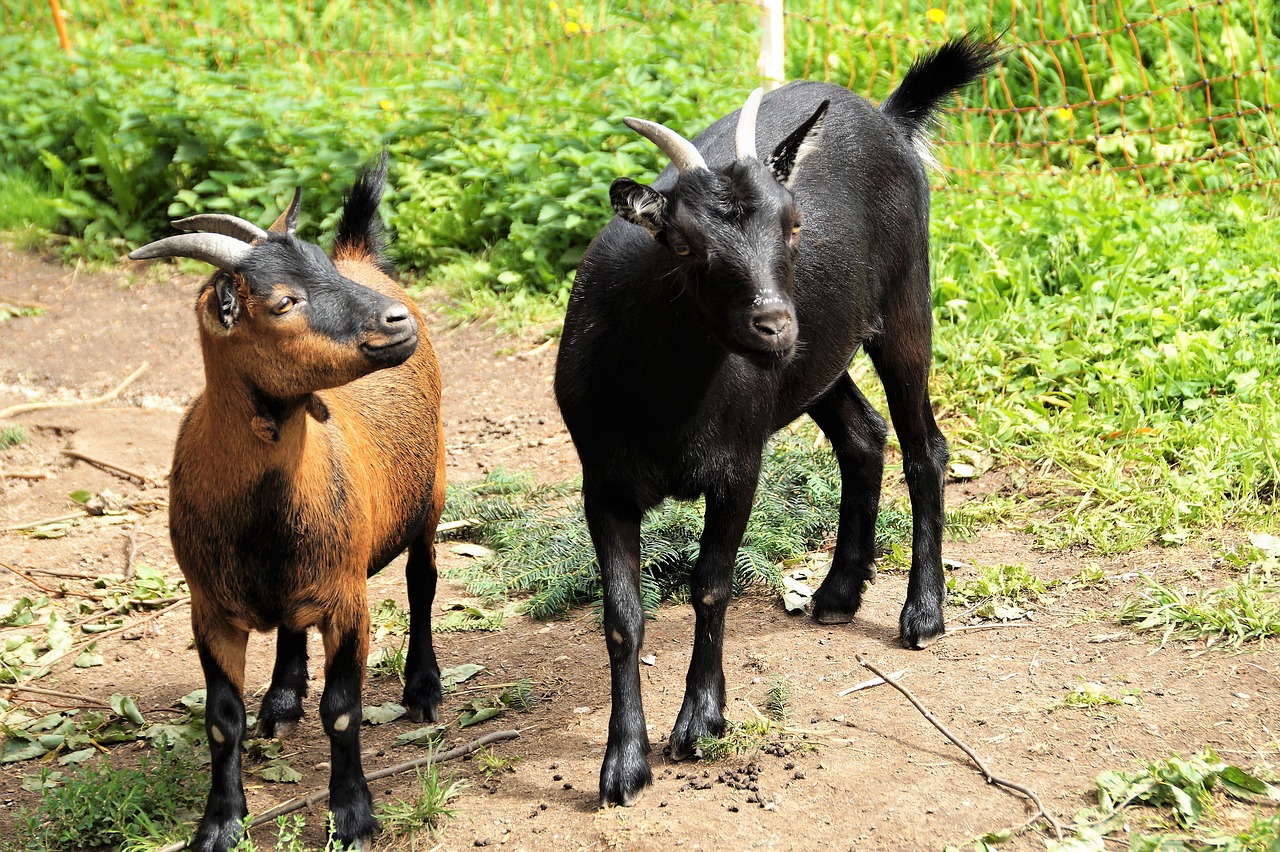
257 687 304 738
668 699 725 761
899 598 945 649
599 736 652 807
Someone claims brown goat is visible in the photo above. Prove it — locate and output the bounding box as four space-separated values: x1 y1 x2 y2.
129 156 444 852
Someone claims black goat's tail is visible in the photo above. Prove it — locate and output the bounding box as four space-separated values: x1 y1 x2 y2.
334 149 394 274
879 33 1003 144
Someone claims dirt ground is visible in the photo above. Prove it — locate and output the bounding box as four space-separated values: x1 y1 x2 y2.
1 245 1277 851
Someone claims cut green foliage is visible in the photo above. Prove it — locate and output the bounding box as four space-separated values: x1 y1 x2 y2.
1052 681 1141 713
1050 752 1280 851
1118 568 1280 646
477 745 520 779
764 676 791 723
8 745 206 851
377 763 466 838
947 563 1049 621
0 425 27 448
444 437 912 618
694 718 775 762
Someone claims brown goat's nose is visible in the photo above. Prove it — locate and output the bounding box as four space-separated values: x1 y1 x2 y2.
381 303 411 329
752 307 792 338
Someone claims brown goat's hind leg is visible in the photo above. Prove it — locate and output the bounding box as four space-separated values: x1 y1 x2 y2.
807 373 888 625
402 537 442 722
320 610 377 849
192 620 250 852
257 627 309 737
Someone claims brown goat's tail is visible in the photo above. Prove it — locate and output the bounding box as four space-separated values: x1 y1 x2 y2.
333 150 394 275
879 33 1003 146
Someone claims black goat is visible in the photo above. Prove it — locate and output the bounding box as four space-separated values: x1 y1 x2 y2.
554 36 1001 807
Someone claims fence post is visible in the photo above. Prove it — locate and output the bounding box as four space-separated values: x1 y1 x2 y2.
48 0 72 54
758 0 784 90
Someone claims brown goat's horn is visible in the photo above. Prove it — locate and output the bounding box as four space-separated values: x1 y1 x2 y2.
622 117 707 175
128 233 254 271
735 88 764 161
269 187 302 235
173 214 269 244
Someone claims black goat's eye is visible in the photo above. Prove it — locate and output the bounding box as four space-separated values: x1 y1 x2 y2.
272 296 297 315
670 238 691 257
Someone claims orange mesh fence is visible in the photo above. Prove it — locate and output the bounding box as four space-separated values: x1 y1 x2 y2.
12 0 1279 198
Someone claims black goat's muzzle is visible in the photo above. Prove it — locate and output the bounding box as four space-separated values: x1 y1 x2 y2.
360 305 419 367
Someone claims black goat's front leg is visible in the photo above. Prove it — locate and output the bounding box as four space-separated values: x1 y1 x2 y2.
191 617 251 852
402 537 442 722
668 475 758 760
868 284 949 648
257 626 308 738
585 487 649 807
320 608 377 849
807 373 888 625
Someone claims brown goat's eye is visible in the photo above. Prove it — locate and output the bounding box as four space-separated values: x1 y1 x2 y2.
670 238 691 257
272 296 297 315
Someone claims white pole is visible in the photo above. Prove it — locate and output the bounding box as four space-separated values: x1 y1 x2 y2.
759 0 785 91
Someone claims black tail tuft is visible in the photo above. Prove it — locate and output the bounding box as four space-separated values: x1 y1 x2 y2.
879 32 1004 140
334 150 395 275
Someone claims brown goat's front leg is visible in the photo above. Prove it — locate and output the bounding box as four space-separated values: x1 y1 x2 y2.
585 486 649 808
320 606 376 849
668 475 757 760
257 626 308 737
191 616 250 852
402 538 442 722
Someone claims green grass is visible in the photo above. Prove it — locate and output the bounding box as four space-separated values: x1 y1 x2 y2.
0 425 27 450
376 763 466 839
1118 568 1280 646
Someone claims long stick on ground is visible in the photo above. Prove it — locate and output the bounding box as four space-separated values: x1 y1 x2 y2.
60 450 152 485
855 653 1063 841
154 728 522 852
0 362 149 419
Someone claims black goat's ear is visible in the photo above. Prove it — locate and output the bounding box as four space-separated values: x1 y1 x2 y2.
766 100 829 189
212 272 242 329
610 178 667 238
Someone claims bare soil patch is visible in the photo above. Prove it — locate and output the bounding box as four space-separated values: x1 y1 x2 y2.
1 249 1276 851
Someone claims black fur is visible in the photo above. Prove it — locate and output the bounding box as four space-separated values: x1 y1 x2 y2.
555 35 1001 808
333 150 395 276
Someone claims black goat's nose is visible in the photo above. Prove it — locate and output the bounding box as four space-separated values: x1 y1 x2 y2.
752 307 792 337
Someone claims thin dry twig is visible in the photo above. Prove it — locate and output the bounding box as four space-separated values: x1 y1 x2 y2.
3 511 84 532
0 362 149 419
25 597 191 679
153 728 523 852
838 669 905 696
0 291 50 311
855 653 1063 841
436 518 481 534
60 450 151 485
124 531 138 582
0 559 59 594
3 684 106 706
0 469 49 480
943 621 1040 635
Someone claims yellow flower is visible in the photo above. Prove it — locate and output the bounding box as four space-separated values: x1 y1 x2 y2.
926 7 945 24
549 1 558 10
379 99 394 112
1056 107 1073 122
564 20 581 35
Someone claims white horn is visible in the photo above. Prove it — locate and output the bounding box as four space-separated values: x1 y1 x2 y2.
735 88 764 160
622 117 708 174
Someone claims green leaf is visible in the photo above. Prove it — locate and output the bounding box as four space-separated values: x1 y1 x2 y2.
75 646 103 668
260 760 302 783
1220 764 1280 800
459 705 503 728
109 694 145 726
57 747 97 765
393 725 448 747
362 703 406 725
69 490 93 504
440 663 484 689
0 737 49 763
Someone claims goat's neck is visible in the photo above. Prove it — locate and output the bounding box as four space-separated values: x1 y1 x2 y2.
199 369 314 454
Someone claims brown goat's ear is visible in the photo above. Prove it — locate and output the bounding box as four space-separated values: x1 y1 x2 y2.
610 178 666 238
212 272 243 330
269 188 302 235
766 100 829 189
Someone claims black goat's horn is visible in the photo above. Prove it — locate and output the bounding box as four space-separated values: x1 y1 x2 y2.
622 117 707 174
735 87 764 161
173 214 269 244
128 232 255 271
269 187 302 235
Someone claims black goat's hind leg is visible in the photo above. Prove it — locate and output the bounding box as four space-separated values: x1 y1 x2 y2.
807 373 888 625
402 537 442 722
257 626 308 738
587 488 651 807
668 477 756 759
868 278 949 648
